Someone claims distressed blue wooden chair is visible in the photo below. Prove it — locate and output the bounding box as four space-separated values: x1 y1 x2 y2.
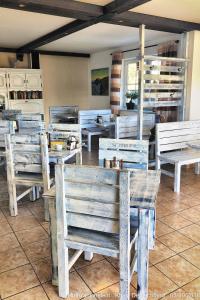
56 164 150 300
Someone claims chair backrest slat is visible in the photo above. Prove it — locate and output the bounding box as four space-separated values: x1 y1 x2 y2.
49 106 79 123
99 138 149 170
48 123 81 148
17 120 45 134
79 109 111 129
56 165 129 236
0 120 15 148
156 120 200 153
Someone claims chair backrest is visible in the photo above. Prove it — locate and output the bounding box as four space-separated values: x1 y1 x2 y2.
0 120 15 148
115 115 155 139
17 120 45 134
5 133 50 190
156 120 200 154
16 113 43 121
48 123 82 149
79 109 111 129
99 138 149 170
2 110 22 121
56 164 130 236
49 106 79 124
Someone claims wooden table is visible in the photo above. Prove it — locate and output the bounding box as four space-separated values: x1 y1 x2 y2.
43 169 160 286
187 142 200 150
49 147 82 164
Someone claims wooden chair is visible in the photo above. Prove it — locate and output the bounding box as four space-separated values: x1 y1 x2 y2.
49 106 79 124
156 120 200 192
16 113 43 121
48 123 82 164
0 120 15 161
5 133 51 216
99 138 155 250
79 109 111 152
17 120 45 134
2 110 22 121
56 165 149 300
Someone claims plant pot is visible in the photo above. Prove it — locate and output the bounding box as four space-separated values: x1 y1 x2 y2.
126 101 135 110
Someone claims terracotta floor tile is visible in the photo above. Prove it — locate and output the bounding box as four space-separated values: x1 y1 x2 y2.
182 277 200 300
95 282 136 300
162 288 195 300
158 231 197 253
156 204 173 219
180 245 200 269
15 226 48 247
162 200 189 212
43 271 92 299
77 260 119 293
0 246 28 273
178 207 200 223
8 215 40 232
3 206 32 217
0 221 12 236
0 264 39 299
131 266 178 299
160 214 192 230
74 253 105 270
179 224 200 243
0 232 19 252
0 209 6 223
41 222 50 234
32 257 52 283
156 255 200 287
155 220 174 238
6 286 49 300
149 240 175 265
24 239 51 262
106 257 119 271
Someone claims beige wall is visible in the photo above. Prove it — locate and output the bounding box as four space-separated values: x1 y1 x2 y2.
0 52 30 68
40 54 90 123
186 31 200 120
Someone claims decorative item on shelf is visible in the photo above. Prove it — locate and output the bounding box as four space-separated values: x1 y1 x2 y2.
125 91 138 110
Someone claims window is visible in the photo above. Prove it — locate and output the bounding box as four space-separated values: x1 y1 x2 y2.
123 60 139 106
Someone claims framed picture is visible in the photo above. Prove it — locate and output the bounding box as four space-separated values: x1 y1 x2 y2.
91 67 109 96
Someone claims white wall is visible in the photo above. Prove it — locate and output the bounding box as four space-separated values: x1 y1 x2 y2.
185 31 200 120
88 50 112 109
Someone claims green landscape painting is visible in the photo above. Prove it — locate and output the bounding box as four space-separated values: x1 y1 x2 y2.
91 68 109 96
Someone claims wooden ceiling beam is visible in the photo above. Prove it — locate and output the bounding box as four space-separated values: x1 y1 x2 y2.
0 0 102 20
109 11 200 33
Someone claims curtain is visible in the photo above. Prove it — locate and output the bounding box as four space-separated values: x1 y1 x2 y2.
156 41 179 122
110 52 123 114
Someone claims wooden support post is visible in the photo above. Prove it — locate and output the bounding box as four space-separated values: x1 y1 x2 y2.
138 24 145 140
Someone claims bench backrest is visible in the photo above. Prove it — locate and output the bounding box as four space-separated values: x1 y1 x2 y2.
0 120 15 148
2 110 22 121
48 123 82 148
17 120 45 134
79 109 111 129
99 138 148 170
16 113 43 121
5 133 50 190
56 164 130 236
115 114 155 139
156 120 200 153
49 106 79 124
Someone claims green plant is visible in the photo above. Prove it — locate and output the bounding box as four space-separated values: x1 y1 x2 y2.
125 91 138 102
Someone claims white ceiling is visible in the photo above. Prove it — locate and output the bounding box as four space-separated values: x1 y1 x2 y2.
38 23 179 53
132 0 200 23
0 8 73 48
0 0 199 53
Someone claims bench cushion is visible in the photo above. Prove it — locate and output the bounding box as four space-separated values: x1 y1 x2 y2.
159 149 200 164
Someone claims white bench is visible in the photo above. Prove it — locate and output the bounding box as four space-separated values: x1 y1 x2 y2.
79 109 111 152
156 120 200 193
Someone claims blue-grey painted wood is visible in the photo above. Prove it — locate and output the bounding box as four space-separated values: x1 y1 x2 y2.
49 106 78 124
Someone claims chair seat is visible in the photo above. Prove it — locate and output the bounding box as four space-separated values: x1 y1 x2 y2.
15 174 54 186
159 149 200 164
65 226 138 258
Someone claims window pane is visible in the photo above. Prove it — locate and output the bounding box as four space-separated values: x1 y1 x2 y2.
127 63 138 90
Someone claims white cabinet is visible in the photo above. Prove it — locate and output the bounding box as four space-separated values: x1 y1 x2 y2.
0 71 7 89
9 99 44 114
26 72 42 90
8 72 26 90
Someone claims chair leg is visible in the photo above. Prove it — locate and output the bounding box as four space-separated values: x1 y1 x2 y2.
148 209 156 250
44 197 50 222
58 244 69 298
137 209 149 300
8 182 17 216
156 156 161 170
174 163 181 193
119 240 130 299
84 252 93 261
30 186 36 201
195 162 200 175
88 133 92 152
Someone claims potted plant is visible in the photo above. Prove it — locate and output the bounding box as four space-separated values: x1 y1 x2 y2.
125 91 138 110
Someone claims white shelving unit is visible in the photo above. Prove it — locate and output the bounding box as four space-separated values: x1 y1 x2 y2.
0 68 44 114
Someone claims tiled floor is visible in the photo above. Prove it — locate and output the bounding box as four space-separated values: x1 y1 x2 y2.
0 150 200 299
